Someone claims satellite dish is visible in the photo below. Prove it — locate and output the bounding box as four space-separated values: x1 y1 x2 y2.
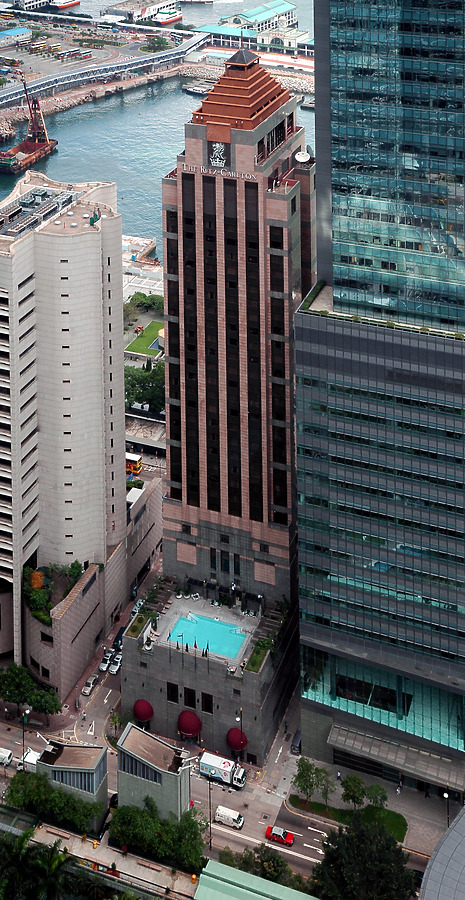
295 150 311 163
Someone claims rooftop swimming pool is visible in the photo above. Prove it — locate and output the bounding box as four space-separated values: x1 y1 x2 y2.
169 613 246 659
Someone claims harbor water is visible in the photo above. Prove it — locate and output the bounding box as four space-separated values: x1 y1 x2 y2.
0 79 314 253
0 0 313 247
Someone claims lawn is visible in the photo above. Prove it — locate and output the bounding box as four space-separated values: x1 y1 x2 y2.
289 794 408 842
126 321 163 355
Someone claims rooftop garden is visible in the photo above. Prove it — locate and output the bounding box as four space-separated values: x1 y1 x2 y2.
126 612 150 639
23 562 84 626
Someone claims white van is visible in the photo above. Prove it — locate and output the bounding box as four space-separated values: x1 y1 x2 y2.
214 806 244 829
0 748 12 766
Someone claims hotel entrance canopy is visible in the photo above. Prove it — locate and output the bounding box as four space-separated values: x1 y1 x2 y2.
328 724 465 792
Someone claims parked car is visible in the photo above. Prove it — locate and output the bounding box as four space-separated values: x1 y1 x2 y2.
109 653 122 675
99 652 113 673
81 674 98 696
265 826 295 846
112 627 125 653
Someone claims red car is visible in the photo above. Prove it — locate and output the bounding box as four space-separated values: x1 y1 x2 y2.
265 825 295 846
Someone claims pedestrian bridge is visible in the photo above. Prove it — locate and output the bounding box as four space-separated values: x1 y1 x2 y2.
0 33 209 108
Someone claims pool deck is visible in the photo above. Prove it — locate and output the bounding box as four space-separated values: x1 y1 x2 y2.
152 594 259 668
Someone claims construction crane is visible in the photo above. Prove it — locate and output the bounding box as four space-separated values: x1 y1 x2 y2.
0 70 57 174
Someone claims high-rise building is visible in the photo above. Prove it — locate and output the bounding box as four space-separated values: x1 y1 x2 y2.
297 1 465 796
162 49 314 607
0 171 159 699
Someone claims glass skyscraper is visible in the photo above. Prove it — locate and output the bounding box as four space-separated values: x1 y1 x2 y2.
315 0 465 325
296 0 465 795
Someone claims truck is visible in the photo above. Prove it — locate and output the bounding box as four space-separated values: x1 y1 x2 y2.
17 747 40 773
199 752 246 789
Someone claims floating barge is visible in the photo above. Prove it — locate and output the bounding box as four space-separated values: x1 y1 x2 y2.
0 74 57 175
182 82 211 96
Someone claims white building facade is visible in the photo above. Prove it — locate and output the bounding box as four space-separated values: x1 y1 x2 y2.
0 172 128 691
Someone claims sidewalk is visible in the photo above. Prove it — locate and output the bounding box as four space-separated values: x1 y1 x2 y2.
256 686 454 857
32 824 196 900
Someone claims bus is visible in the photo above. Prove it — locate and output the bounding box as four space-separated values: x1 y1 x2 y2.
126 452 143 476
48 42 61 51
78 50 92 59
0 12 15 19
30 40 47 52
0 56 20 67
64 47 81 57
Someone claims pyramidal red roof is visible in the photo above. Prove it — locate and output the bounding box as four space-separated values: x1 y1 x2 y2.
192 49 290 142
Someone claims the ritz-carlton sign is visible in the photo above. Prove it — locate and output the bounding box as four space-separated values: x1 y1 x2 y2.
183 164 257 181
182 141 257 181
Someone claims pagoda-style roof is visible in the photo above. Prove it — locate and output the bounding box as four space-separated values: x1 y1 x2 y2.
192 50 290 141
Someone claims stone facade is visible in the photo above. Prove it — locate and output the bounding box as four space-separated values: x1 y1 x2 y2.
121 605 299 766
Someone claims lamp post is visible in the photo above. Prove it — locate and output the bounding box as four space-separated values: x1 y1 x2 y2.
208 778 213 850
235 707 244 760
22 708 31 763
444 783 450 828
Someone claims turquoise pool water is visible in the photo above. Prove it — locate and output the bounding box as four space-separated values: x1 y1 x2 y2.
169 614 246 658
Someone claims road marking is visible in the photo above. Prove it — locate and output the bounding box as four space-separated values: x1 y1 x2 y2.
308 825 327 835
211 824 320 863
304 843 323 854
86 721 95 737
103 690 112 705
275 747 282 763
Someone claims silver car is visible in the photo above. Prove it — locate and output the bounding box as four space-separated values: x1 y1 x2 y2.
81 674 98 696
109 653 122 675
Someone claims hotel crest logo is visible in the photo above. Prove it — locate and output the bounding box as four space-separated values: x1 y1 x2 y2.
182 140 257 180
209 142 227 168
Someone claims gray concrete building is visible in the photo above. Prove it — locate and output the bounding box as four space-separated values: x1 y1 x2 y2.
120 594 298 766
117 723 191 821
37 740 108 832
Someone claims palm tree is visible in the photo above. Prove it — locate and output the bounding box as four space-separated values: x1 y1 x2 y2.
32 840 74 900
0 829 39 899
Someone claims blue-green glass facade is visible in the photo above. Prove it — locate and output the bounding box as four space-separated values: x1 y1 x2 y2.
296 314 465 769
300 0 465 781
315 0 465 325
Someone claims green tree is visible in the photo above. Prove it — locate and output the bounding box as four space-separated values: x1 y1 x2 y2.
319 768 336 810
142 360 165 414
253 843 292 884
110 710 122 737
68 560 83 584
6 771 101 832
147 36 169 52
0 662 35 713
365 784 388 809
109 803 157 857
31 689 62 726
174 808 207 871
311 815 415 900
341 774 366 810
124 365 143 408
124 362 165 414
292 756 322 803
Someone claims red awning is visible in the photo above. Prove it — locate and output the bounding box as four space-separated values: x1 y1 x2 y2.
178 709 202 737
227 727 248 752
133 699 154 722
